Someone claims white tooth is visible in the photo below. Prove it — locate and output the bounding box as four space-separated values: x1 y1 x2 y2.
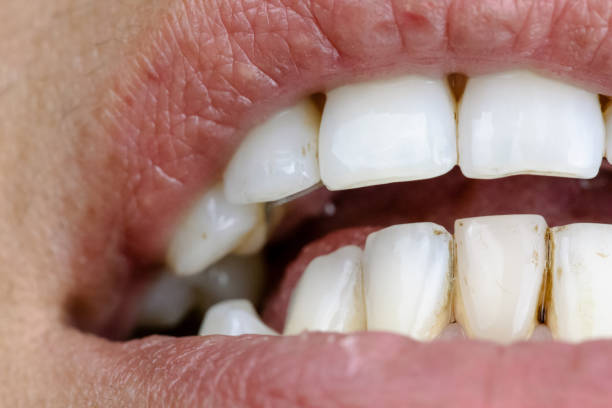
548 223 612 342
188 255 266 311
605 106 612 165
199 299 277 336
363 223 453 341
318 76 457 190
454 215 547 343
223 99 321 204
232 216 268 255
458 70 604 179
135 271 195 329
284 246 365 334
167 185 263 276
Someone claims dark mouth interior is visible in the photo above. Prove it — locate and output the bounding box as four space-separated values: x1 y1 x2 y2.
129 164 612 339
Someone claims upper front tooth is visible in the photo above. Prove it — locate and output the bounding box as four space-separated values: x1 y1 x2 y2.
363 223 453 341
458 70 604 179
223 99 321 204
284 245 366 335
167 185 264 276
199 299 277 336
548 224 612 342
318 75 457 190
454 215 547 343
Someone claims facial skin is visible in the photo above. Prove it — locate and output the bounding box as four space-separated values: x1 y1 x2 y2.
4 0 612 406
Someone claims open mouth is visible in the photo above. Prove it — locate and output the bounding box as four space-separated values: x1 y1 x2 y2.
57 1 612 405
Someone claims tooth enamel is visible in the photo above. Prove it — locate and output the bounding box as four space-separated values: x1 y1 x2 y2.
454 215 547 343
223 99 321 204
188 254 266 311
135 271 195 329
199 299 277 336
284 245 366 334
548 224 612 342
458 71 604 179
167 186 264 276
363 223 453 340
318 76 457 190
232 216 268 255
605 106 612 165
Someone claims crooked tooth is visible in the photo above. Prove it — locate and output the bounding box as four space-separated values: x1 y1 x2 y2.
458 70 604 179
284 246 366 334
167 185 264 276
223 99 321 204
548 224 612 342
363 223 453 341
199 299 277 336
454 215 547 343
319 76 457 190
188 255 266 311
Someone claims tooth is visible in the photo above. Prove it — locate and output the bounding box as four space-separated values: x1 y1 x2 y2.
199 299 277 336
135 271 195 329
454 215 547 343
318 76 457 190
284 246 365 334
223 99 321 204
605 106 612 165
188 254 266 311
363 223 453 341
548 223 612 342
458 70 604 179
167 185 264 276
232 215 268 255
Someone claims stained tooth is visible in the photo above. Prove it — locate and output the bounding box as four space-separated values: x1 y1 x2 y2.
454 215 547 343
363 223 453 341
458 70 604 179
199 299 277 336
284 246 365 334
135 271 195 329
548 224 612 342
223 99 321 204
188 255 266 311
167 185 264 276
318 76 457 190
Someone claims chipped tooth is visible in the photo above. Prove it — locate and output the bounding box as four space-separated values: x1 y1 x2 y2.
284 246 366 335
454 215 547 343
319 76 457 190
363 223 453 341
188 255 266 311
458 70 604 179
199 299 277 336
135 271 195 329
167 185 264 276
223 99 321 204
548 224 612 342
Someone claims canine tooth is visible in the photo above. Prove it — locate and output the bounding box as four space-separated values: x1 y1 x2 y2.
223 99 321 204
284 246 365 334
319 76 457 190
458 71 604 179
135 271 195 329
548 224 612 342
363 223 453 341
199 299 277 336
188 255 266 311
167 186 263 276
454 215 547 343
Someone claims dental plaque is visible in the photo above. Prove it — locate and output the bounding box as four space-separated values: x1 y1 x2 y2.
134 70 612 345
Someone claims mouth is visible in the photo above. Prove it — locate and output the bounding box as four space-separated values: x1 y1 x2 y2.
62 0 612 405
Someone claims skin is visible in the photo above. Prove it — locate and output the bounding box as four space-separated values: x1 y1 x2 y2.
4 0 612 406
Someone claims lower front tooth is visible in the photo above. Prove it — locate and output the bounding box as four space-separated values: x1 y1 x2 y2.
284 246 366 335
454 215 547 343
548 224 612 342
166 185 263 276
363 223 453 341
199 299 277 336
